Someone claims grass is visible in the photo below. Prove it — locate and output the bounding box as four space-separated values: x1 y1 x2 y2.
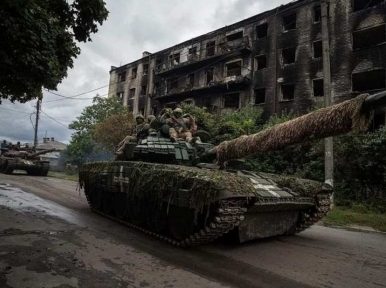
324 206 386 233
48 171 78 182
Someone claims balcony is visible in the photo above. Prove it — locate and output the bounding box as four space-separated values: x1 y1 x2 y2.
155 36 251 76
152 73 251 100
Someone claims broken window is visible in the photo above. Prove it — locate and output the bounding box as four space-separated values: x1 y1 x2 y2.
226 61 242 77
353 25 386 50
282 13 297 32
156 59 162 71
352 69 386 92
313 79 324 97
226 31 243 42
223 93 240 109
132 67 137 78
254 88 266 104
206 68 214 84
282 47 296 65
314 5 321 23
129 88 135 99
313 41 323 58
154 82 160 95
255 54 267 70
353 0 384 12
256 23 268 39
169 53 180 66
118 72 126 82
187 73 195 87
143 64 149 76
169 77 178 90
116 92 124 103
206 41 215 57
140 85 147 96
281 84 295 101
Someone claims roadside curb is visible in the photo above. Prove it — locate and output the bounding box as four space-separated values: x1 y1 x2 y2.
319 222 386 234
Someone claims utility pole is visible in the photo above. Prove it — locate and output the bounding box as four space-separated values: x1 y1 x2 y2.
321 0 334 205
33 98 41 149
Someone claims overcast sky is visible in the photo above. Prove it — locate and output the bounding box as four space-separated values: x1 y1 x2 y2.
0 0 289 144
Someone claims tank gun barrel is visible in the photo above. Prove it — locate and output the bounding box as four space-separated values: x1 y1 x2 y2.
212 91 386 165
28 148 56 158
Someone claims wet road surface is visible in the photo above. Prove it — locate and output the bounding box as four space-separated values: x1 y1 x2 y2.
1 173 386 288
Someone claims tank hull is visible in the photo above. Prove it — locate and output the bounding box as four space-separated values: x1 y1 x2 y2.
0 157 50 176
79 161 332 247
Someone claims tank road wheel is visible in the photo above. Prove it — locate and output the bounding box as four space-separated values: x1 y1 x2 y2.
102 192 114 215
127 196 145 226
168 205 196 241
112 193 127 219
91 187 103 210
145 201 168 234
4 161 14 175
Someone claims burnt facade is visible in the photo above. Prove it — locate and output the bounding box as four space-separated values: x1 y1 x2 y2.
108 0 386 122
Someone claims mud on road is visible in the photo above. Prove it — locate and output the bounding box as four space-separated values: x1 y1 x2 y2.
1 173 386 288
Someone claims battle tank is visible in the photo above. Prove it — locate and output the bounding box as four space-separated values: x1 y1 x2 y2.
79 91 386 247
0 147 55 176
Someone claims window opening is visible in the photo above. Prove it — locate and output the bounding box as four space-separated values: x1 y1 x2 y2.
118 72 126 82
314 5 321 23
254 88 266 104
223 93 240 108
169 77 178 90
129 88 135 99
282 47 296 65
156 59 162 70
141 85 147 96
281 84 295 100
226 31 243 42
226 61 242 77
206 68 214 84
255 54 267 70
116 92 124 103
352 69 386 92
169 53 180 66
256 23 268 39
353 25 386 50
206 41 215 56
313 79 324 97
188 73 195 87
143 64 149 76
353 0 384 12
283 13 297 32
313 41 323 58
132 67 137 78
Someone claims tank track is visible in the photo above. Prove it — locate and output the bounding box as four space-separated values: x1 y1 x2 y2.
84 188 331 247
295 193 331 233
84 191 247 247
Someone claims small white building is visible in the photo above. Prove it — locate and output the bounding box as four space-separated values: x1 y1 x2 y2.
36 137 67 168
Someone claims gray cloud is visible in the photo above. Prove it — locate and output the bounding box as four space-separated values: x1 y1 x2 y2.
0 0 290 145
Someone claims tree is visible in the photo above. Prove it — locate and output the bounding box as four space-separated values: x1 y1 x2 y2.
0 0 109 103
64 95 130 164
93 111 135 151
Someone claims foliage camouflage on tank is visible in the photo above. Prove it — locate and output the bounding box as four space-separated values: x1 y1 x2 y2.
79 91 386 247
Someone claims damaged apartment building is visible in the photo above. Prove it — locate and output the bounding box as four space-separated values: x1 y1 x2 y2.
108 0 386 125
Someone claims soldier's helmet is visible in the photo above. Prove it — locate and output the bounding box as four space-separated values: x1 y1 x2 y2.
136 114 145 120
147 115 156 123
174 108 183 114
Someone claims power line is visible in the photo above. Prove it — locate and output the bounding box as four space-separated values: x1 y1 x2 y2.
40 110 70 129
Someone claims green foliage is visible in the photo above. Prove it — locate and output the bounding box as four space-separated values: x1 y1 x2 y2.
64 96 128 164
0 0 108 103
212 104 263 144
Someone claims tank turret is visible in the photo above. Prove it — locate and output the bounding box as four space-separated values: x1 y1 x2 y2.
0 147 55 176
79 91 386 247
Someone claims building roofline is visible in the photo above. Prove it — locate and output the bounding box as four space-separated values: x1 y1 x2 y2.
110 0 315 73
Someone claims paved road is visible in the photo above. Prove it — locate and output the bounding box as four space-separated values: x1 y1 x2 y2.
1 173 386 288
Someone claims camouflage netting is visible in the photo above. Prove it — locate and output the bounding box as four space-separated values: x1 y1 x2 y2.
213 95 372 165
260 173 332 198
79 161 256 215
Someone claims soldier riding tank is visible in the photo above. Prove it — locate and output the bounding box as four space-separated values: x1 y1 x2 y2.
79 91 386 247
0 146 55 176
